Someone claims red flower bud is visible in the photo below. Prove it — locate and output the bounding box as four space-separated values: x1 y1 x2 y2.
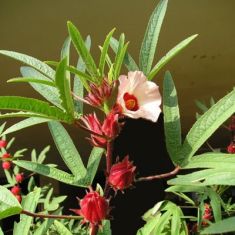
15 173 24 183
227 142 235 153
0 140 7 148
71 190 109 225
2 161 11 170
108 156 136 191
15 194 22 203
11 186 21 195
2 153 11 159
85 79 112 107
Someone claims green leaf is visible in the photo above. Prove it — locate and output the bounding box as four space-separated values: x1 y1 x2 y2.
67 21 99 78
168 168 235 186
97 220 112 235
0 186 22 219
37 145 50 164
181 89 235 166
0 96 73 123
139 0 168 75
53 220 73 235
33 208 63 235
183 153 235 170
20 66 62 109
48 121 87 179
110 37 139 71
84 147 104 185
0 50 55 79
0 122 6 135
1 117 50 136
163 71 182 165
14 160 80 186
7 77 55 87
61 36 71 61
201 216 235 234
55 58 74 117
74 36 91 113
113 34 128 80
207 188 222 222
99 28 116 77
148 34 198 80
195 99 208 113
13 188 41 235
0 227 4 235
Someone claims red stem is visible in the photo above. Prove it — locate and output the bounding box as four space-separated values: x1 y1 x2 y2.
21 210 82 220
135 166 180 182
104 141 113 197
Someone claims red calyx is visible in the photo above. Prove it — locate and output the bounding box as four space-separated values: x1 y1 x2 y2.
0 140 7 148
2 161 11 170
71 190 109 225
15 173 24 183
108 156 136 191
102 112 120 140
227 142 235 153
85 79 113 107
11 186 21 195
2 153 11 159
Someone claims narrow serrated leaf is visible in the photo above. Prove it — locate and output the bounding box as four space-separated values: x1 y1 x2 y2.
48 121 86 179
148 34 198 80
1 117 50 136
13 188 41 235
0 50 55 79
0 186 22 219
99 28 115 77
20 66 62 109
163 71 182 165
181 89 235 166
0 96 73 123
55 58 74 117
67 21 99 78
139 0 168 74
110 37 139 71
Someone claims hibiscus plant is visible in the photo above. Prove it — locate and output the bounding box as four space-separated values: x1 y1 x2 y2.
0 0 235 234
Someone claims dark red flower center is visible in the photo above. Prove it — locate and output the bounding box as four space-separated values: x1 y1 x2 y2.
123 92 139 111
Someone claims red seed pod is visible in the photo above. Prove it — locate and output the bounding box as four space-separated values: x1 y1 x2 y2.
15 194 22 203
0 140 7 148
108 156 136 191
2 153 11 159
71 190 109 225
15 173 24 183
2 161 11 170
227 142 235 153
11 186 21 195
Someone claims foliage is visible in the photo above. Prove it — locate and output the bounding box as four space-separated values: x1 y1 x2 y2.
0 0 234 234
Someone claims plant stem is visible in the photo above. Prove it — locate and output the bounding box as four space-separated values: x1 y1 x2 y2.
21 210 82 220
135 166 180 182
90 224 98 235
104 141 113 197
